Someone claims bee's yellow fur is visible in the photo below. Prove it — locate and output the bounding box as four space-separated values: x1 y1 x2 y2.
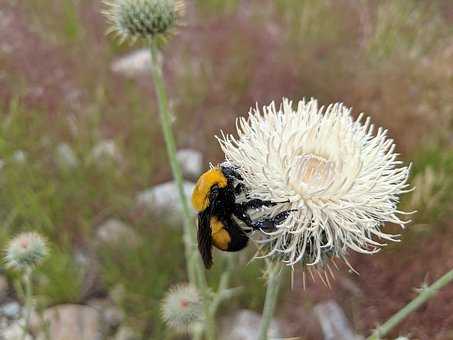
210 216 231 250
192 167 227 212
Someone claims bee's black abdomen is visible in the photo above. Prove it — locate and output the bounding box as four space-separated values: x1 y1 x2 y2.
223 217 249 252
227 232 248 252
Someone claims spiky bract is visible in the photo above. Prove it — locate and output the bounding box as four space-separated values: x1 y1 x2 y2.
5 232 48 271
104 0 184 43
161 284 202 333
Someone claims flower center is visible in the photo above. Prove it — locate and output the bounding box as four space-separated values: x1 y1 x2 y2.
180 299 189 308
295 154 335 194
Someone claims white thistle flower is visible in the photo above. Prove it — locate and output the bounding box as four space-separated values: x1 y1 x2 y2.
4 232 49 271
218 98 412 268
161 284 202 333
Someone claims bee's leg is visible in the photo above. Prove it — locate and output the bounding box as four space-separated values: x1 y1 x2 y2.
234 206 295 232
233 200 277 226
241 199 275 210
247 210 295 231
234 183 246 195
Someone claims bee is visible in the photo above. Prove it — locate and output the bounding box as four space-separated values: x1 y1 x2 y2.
192 163 292 269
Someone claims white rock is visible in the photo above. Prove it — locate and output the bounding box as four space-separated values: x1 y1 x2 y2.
2 320 32 340
95 219 139 247
136 181 195 223
176 149 203 179
55 143 78 169
0 302 21 319
88 140 122 165
34 304 102 340
314 300 362 340
111 49 150 78
219 310 281 340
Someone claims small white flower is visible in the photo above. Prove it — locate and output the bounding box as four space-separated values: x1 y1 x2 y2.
161 284 202 333
5 232 49 270
218 98 412 268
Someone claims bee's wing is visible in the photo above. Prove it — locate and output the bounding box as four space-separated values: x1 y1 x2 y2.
197 210 213 269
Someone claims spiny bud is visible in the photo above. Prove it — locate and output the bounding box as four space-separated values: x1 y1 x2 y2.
103 0 184 43
4 232 49 271
161 284 202 333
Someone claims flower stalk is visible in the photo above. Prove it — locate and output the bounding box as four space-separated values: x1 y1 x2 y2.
22 268 33 340
368 268 453 340
148 40 216 340
4 232 48 340
258 261 284 340
148 41 197 282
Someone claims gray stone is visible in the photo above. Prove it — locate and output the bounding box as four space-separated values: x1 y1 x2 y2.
34 304 102 340
136 181 195 223
219 309 281 340
313 300 362 340
55 143 78 169
95 219 139 247
0 302 21 319
176 149 203 179
1 320 32 340
111 49 150 78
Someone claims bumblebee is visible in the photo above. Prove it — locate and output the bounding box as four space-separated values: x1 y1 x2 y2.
192 163 292 269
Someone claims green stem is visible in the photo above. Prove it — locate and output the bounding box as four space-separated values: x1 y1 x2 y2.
368 268 453 340
210 255 235 315
258 262 284 340
148 42 196 283
192 326 203 340
22 268 33 340
148 41 215 340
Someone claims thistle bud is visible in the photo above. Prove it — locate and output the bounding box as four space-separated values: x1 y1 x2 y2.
5 232 48 271
104 0 184 43
161 284 202 333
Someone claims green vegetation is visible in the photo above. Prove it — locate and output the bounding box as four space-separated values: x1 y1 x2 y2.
99 225 186 338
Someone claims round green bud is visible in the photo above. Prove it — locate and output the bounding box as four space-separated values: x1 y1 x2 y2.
104 0 184 42
5 232 49 271
161 284 202 333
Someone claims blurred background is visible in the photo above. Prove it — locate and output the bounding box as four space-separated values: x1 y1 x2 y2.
0 0 452 339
